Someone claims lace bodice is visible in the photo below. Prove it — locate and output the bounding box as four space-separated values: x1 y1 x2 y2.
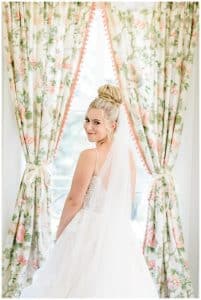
82 147 109 213
82 175 100 210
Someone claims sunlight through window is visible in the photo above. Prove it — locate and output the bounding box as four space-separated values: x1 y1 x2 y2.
51 9 152 247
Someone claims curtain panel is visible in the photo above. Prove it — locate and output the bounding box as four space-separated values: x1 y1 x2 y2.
103 2 199 297
2 2 95 297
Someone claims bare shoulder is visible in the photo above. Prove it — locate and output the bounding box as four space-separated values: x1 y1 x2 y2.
79 148 96 162
76 148 97 174
67 148 97 206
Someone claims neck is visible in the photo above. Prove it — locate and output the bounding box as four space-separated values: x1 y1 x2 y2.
95 138 113 149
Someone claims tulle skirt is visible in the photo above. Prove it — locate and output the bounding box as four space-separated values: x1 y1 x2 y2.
21 207 159 298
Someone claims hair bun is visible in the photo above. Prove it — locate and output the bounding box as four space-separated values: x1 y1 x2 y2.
98 84 122 105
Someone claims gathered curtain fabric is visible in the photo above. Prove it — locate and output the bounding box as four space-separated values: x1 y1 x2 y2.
2 2 95 297
103 2 199 298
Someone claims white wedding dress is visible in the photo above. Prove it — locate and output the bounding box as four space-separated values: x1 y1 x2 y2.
21 106 159 298
21 174 159 298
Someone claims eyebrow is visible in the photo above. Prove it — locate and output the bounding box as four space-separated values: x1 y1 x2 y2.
85 116 101 121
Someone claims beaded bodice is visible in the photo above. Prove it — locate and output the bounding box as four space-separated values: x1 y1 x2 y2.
82 175 100 210
81 147 109 212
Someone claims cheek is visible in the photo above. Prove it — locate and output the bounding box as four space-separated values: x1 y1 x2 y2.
96 126 107 136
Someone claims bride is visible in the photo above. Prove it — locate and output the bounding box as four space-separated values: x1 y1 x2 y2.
21 84 159 298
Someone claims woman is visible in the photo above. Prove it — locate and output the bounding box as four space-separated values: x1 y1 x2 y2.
21 84 159 298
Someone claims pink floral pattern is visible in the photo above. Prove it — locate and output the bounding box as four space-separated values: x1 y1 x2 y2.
2 2 95 297
17 255 27 266
103 2 198 298
16 224 26 243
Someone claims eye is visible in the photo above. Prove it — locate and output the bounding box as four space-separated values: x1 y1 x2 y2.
85 117 89 122
94 121 100 125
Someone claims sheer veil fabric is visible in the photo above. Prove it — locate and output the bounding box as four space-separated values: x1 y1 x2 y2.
83 103 133 217
21 104 159 297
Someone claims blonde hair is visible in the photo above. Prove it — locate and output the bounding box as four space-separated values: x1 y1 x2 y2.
87 84 122 123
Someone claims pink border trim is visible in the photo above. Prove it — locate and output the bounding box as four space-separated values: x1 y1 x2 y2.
100 4 152 175
54 3 96 158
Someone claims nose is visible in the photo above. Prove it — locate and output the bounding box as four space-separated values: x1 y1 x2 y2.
85 122 93 132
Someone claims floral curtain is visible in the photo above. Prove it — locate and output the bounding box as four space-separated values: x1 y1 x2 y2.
102 2 199 298
2 2 95 297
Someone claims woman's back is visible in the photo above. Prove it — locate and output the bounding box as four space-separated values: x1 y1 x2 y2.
21 88 159 298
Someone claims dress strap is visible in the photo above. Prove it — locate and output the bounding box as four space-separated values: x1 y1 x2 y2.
94 148 99 175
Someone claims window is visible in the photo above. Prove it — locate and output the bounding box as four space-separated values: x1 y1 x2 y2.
50 9 151 246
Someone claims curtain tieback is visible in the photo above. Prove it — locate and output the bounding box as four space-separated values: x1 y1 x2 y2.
25 162 52 187
26 161 50 167
152 169 173 181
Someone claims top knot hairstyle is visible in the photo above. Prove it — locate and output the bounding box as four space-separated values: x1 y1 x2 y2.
87 84 123 124
98 84 122 106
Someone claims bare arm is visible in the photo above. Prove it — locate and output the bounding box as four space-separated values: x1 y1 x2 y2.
56 149 96 241
129 148 136 200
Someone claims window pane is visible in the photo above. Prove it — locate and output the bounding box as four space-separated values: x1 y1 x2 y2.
50 9 151 245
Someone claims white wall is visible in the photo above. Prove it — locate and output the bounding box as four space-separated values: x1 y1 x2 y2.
2 50 23 246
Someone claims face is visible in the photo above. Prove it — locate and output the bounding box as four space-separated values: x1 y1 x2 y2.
84 108 115 143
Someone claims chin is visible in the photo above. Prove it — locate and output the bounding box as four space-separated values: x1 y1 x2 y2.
87 136 96 142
